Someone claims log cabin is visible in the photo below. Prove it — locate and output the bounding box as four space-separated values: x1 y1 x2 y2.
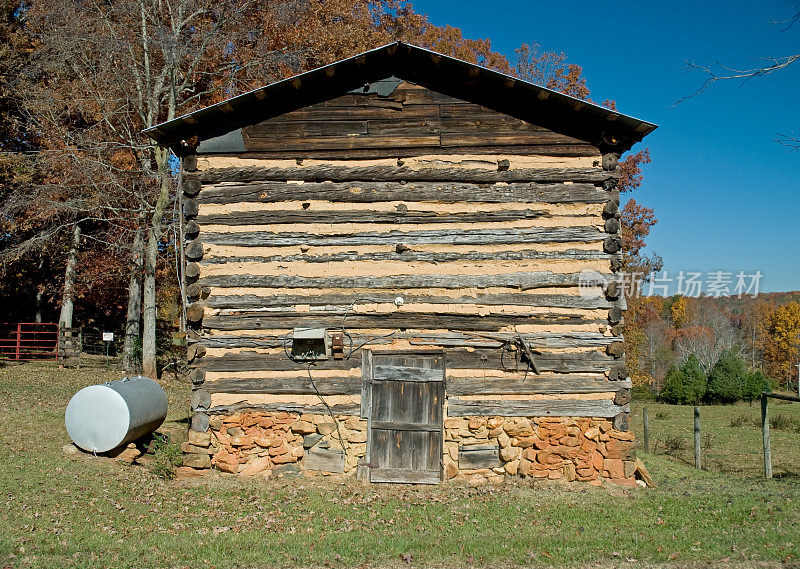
144 42 657 484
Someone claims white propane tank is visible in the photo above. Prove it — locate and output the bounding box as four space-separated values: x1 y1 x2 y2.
64 376 168 453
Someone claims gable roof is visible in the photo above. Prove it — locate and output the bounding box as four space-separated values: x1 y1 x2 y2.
143 42 657 153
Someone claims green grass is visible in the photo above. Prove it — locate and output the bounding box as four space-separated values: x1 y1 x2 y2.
1 362 800 568
630 400 800 478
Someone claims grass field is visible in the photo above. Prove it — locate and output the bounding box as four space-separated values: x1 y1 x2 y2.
1 362 800 569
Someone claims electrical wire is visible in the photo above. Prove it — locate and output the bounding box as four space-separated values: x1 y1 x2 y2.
306 363 346 452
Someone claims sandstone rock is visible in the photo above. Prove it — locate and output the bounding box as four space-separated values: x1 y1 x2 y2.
253 436 273 448
609 430 636 441
605 439 635 461
504 459 519 475
272 453 298 465
230 436 254 448
504 418 534 438
561 436 581 447
188 430 212 447
444 461 459 479
603 458 624 479
576 466 595 478
634 457 654 487
209 417 223 430
214 454 239 473
347 431 367 444
487 417 504 430
562 462 577 482
533 438 548 450
468 417 486 430
598 421 612 433
608 477 638 488
180 442 214 455
291 421 316 435
623 460 636 478
519 458 533 476
115 444 143 464
467 474 487 486
226 426 244 437
521 447 537 462
317 423 336 435
183 453 212 469
62 443 80 455
175 466 206 479
499 446 520 462
583 427 600 441
591 450 604 471
496 432 511 448
514 436 537 449
444 418 465 429
548 469 561 480
487 427 504 437
269 443 289 457
291 446 305 458
222 413 242 424
239 456 271 476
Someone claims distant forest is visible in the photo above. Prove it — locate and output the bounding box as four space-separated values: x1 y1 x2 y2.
625 291 800 397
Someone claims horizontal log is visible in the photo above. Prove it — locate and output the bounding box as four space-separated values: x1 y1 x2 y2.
202 310 600 333
195 207 569 226
208 402 361 416
203 292 612 310
199 145 599 160
207 375 360 395
203 374 631 396
200 226 604 248
198 271 609 290
196 165 618 184
447 398 628 418
195 179 610 205
199 331 618 350
200 348 613 373
201 248 610 267
369 467 440 485
448 376 631 395
245 134 442 152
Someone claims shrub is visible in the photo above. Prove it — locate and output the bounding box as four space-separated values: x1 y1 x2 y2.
659 355 706 405
663 435 688 454
729 414 749 428
705 350 746 404
742 370 771 402
149 434 182 479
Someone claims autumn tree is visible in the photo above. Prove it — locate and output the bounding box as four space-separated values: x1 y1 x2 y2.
763 301 800 388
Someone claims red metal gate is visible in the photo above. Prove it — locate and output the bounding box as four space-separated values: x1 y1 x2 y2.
0 323 60 361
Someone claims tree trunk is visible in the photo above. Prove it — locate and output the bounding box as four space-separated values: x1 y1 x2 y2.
142 147 173 379
58 223 81 329
123 217 145 373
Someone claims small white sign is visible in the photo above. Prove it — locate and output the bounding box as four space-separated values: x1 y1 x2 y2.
102 332 114 342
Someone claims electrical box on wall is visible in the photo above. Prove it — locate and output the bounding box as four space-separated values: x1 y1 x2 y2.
291 328 330 361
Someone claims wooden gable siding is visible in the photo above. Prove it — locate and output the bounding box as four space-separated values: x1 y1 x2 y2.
183 83 627 418
202 82 601 160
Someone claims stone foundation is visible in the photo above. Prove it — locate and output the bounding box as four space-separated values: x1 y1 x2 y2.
182 411 367 476
183 412 636 486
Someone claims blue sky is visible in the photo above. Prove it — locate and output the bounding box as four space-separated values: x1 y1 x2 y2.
412 0 800 294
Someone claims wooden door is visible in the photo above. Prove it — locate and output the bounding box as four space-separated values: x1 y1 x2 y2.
363 352 444 484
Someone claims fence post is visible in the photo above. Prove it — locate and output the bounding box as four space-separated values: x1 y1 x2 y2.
642 406 650 453
693 406 701 470
762 393 772 479
15 323 21 361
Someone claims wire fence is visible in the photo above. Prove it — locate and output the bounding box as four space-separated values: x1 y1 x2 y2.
631 400 800 481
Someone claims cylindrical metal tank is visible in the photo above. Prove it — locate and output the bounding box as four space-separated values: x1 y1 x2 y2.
65 376 168 453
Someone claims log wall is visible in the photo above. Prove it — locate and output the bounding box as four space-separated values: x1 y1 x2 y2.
180 80 630 479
